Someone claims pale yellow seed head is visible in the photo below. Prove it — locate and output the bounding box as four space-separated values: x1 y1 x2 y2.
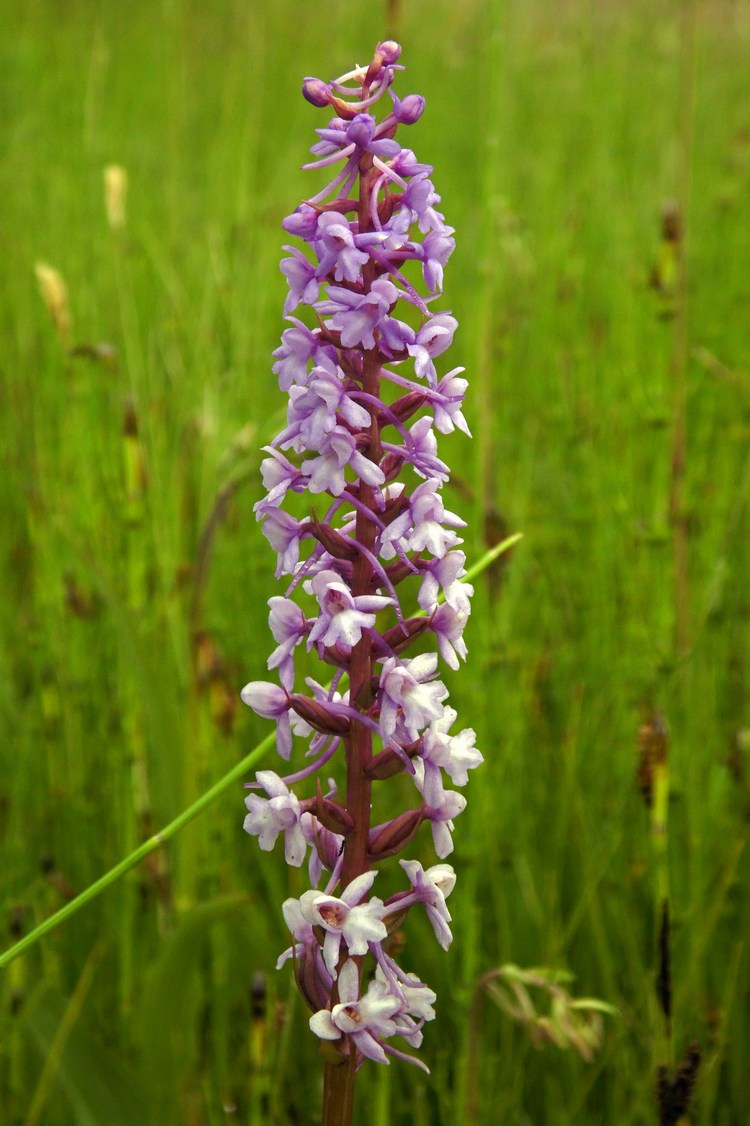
34 262 72 344
104 164 128 229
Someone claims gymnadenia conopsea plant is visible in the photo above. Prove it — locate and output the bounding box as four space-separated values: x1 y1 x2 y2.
241 41 480 1122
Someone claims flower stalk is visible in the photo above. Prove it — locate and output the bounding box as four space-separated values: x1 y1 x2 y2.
242 41 480 1122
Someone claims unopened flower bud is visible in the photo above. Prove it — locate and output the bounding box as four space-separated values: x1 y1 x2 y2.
282 204 320 240
377 41 402 65
393 94 426 125
302 78 332 107
347 114 376 149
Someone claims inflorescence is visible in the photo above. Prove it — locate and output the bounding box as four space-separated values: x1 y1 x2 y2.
241 40 481 1072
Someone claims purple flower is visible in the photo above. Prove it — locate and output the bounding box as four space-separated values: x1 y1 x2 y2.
421 228 456 293
301 813 344 888
402 174 447 234
309 959 401 1063
432 368 471 435
421 706 482 786
307 569 392 650
298 871 388 975
243 771 307 865
402 416 450 482
272 319 332 391
255 448 305 511
267 597 308 687
380 479 465 560
280 247 320 313
408 314 458 383
314 211 371 282
240 681 305 760
284 361 371 450
416 771 467 857
418 550 473 613
397 859 456 950
258 509 304 577
301 426 385 495
322 278 399 350
430 601 469 669
379 654 449 742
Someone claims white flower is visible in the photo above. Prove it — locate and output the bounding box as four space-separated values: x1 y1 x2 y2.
379 654 448 742
243 771 306 866
309 959 401 1063
299 871 388 976
306 569 392 650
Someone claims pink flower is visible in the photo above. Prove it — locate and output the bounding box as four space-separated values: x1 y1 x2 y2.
309 959 401 1063
298 871 388 975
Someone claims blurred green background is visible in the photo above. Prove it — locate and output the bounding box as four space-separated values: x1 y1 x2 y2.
1 0 749 1122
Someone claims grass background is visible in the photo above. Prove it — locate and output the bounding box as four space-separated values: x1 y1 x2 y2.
2 0 749 1122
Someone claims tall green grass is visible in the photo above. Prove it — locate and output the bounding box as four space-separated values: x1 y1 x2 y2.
2 0 749 1121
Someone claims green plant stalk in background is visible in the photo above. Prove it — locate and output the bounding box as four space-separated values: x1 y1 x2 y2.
0 537 520 973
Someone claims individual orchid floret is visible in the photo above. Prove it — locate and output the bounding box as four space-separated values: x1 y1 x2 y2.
380 478 465 560
309 959 401 1064
408 314 458 384
321 278 400 349
418 550 473 613
255 447 306 512
272 318 333 390
430 601 470 669
420 707 482 787
395 859 456 951
240 680 294 759
306 569 393 651
379 653 449 743
421 227 456 292
314 211 372 281
283 363 372 451
298 871 388 975
432 368 471 435
280 247 321 313
400 416 450 482
267 597 308 688
301 426 386 495
259 509 304 577
416 771 467 858
300 812 345 888
243 770 307 865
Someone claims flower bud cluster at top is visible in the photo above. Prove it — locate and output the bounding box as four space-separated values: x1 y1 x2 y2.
241 41 481 1072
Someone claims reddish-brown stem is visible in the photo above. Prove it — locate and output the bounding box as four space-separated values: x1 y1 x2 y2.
321 137 383 1126
321 1050 357 1126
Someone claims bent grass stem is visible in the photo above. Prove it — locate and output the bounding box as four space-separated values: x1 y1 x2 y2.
0 537 521 971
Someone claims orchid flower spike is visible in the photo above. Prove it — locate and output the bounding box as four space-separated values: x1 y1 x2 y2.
241 42 478 1096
